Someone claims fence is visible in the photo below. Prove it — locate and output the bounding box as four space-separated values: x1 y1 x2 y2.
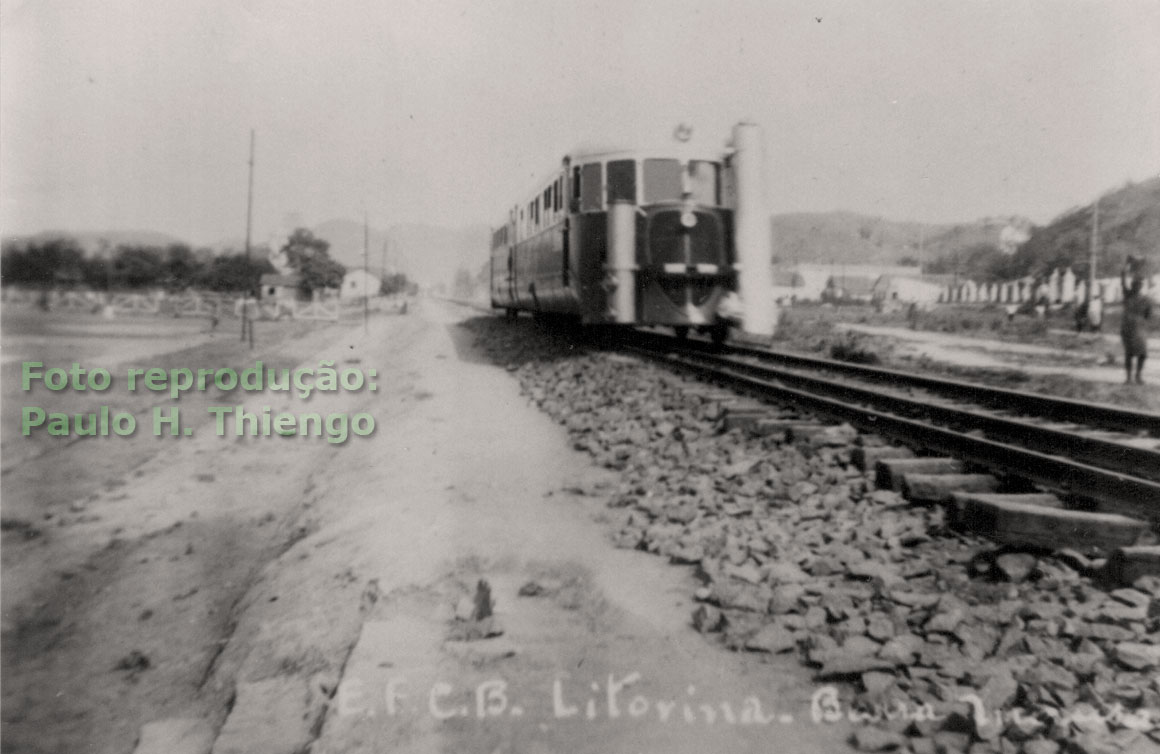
1 287 348 322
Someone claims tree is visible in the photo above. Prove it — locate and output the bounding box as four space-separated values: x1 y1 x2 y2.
196 253 274 292
379 272 414 295
279 228 345 293
81 256 112 290
281 228 329 267
925 243 1010 281
112 246 165 289
161 244 199 290
0 237 85 287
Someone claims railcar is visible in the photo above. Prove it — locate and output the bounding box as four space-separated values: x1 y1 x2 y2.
489 132 747 342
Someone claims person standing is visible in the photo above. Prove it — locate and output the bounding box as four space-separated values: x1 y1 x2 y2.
1121 263 1152 384
1087 289 1104 332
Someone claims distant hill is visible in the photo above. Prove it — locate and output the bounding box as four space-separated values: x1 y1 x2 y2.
771 212 1031 268
33 187 1150 290
1011 175 1160 280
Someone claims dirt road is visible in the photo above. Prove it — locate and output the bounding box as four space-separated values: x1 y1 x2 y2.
2 301 854 754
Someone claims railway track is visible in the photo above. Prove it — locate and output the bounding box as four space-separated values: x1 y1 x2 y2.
654 332 1160 439
618 329 1160 564
451 299 1157 563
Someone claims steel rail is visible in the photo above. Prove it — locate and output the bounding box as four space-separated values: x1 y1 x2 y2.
625 344 1160 520
633 341 1160 484
635 330 1160 437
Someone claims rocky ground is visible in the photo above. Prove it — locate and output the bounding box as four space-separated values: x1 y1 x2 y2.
467 314 1160 754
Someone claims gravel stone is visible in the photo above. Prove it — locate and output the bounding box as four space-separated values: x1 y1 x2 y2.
850 726 907 751
474 320 1160 752
745 624 799 653
995 552 1038 583
1113 642 1160 670
878 633 924 666
692 605 724 634
1022 740 1060 754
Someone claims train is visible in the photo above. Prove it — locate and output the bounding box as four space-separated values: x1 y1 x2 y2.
489 123 774 342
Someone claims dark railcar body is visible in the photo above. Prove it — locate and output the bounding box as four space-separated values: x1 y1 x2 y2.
491 148 737 335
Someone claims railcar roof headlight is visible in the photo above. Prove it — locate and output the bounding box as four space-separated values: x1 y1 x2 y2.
680 211 697 229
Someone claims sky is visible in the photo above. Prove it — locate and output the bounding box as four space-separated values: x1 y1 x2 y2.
1 0 1158 246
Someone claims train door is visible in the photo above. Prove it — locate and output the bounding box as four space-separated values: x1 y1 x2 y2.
505 210 517 311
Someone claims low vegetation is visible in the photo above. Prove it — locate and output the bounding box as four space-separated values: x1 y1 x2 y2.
0 227 417 297
1 237 272 293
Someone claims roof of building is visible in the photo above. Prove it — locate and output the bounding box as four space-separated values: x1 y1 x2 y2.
259 273 301 287
826 274 878 295
342 268 381 278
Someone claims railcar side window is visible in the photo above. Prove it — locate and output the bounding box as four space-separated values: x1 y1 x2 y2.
688 161 719 205
580 163 602 211
607 159 636 204
643 159 682 203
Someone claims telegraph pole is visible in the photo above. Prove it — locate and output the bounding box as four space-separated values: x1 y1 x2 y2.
1087 197 1100 303
242 129 256 346
245 129 255 259
918 224 925 271
363 211 370 333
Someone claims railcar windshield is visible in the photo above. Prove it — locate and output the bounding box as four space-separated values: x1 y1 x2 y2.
688 160 719 205
642 159 719 205
643 159 682 203
607 159 636 203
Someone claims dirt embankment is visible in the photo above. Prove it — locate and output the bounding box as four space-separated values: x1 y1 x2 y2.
1 313 387 754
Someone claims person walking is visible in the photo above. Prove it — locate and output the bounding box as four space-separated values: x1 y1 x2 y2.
1121 263 1152 384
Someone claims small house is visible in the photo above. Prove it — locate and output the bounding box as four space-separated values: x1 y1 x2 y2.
341 269 382 299
872 275 944 310
822 274 877 304
259 273 305 302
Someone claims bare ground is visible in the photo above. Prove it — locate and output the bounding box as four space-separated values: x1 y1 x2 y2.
2 301 857 754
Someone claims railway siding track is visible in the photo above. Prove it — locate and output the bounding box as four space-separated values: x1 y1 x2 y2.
620 332 1160 581
624 332 1160 522
680 370 1160 581
704 335 1160 438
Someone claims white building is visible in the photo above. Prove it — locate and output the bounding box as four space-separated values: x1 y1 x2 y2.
340 269 382 299
772 263 921 303
872 275 944 310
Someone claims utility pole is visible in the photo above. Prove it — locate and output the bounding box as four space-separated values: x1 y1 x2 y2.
245 129 255 260
363 211 370 333
243 130 256 346
918 224 925 272
1087 196 1100 303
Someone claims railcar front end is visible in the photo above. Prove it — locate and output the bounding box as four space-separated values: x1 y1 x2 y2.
492 123 772 339
569 152 737 340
